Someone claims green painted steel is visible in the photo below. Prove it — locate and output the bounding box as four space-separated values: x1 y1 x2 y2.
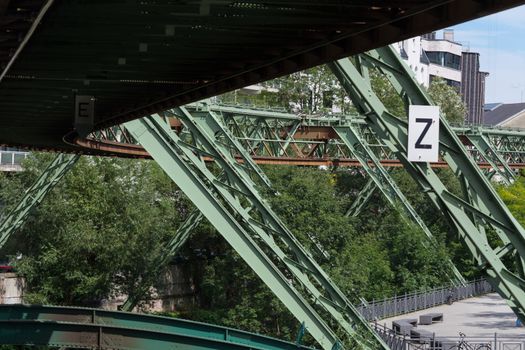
334 125 465 285
181 108 274 188
0 304 316 350
464 131 516 184
122 108 275 311
124 113 389 349
328 45 525 322
1 1 523 152
0 153 79 249
345 178 376 218
122 107 275 312
188 102 525 170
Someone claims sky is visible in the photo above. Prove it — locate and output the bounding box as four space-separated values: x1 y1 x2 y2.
448 4 525 103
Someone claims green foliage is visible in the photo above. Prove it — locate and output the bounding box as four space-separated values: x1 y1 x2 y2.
0 154 185 306
428 77 467 124
498 173 525 226
369 69 406 118
0 58 479 342
257 65 353 114
216 66 339 110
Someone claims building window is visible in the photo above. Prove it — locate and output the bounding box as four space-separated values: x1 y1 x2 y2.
426 51 461 70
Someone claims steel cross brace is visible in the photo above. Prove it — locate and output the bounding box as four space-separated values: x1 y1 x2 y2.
328 46 525 322
124 113 388 350
464 131 516 185
334 124 464 285
345 178 376 218
121 107 275 312
0 153 79 250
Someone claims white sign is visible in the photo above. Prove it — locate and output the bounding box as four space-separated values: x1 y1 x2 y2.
407 105 440 162
74 95 95 137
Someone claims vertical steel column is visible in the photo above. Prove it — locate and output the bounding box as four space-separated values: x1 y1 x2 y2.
0 153 79 249
125 113 389 350
328 46 525 322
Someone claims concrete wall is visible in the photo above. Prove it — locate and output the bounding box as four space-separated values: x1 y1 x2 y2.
0 265 195 313
422 39 463 56
394 38 430 87
0 273 24 304
101 264 197 312
428 64 461 83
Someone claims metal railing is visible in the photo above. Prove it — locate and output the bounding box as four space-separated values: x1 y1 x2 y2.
358 279 493 321
374 323 524 350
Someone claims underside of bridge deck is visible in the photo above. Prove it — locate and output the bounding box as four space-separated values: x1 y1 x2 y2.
0 0 524 151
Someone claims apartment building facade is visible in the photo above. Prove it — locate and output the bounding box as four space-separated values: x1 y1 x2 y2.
394 29 487 124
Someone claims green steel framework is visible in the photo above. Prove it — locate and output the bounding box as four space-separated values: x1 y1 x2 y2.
0 153 79 250
3 47 525 349
0 304 316 350
328 46 525 323
124 110 389 349
333 124 465 285
345 178 376 218
121 108 275 312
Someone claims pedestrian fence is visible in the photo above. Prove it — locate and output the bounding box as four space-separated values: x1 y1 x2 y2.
357 279 493 321
374 323 524 350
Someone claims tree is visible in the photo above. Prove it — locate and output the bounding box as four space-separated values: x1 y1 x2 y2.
0 154 188 306
428 77 467 124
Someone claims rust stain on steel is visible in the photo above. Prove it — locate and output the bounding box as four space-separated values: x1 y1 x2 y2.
73 135 521 169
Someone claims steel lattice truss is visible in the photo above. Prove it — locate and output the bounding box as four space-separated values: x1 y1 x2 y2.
78 103 525 178
329 46 525 327
4 47 525 349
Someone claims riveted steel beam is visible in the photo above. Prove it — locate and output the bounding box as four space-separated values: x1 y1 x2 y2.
464 130 516 185
0 153 79 249
0 304 315 350
328 45 525 322
335 124 464 285
125 111 388 349
121 107 275 312
345 178 376 218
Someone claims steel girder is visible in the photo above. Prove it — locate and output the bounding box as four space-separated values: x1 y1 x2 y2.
0 153 79 249
463 130 516 184
124 112 388 349
328 46 525 322
83 102 525 170
121 108 274 312
334 124 465 285
0 304 315 350
345 178 376 218
185 103 525 174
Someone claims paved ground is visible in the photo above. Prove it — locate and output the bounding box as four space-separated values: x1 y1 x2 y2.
381 293 525 338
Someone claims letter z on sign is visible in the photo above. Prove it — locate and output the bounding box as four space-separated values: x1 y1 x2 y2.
407 105 440 162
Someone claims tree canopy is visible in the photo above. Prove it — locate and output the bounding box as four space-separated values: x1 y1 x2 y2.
0 58 480 344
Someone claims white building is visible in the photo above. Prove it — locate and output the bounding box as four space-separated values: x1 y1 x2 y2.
396 30 488 123
394 36 430 87
395 30 462 89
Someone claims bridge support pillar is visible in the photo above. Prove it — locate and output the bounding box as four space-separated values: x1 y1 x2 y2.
0 153 79 250
124 109 389 350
